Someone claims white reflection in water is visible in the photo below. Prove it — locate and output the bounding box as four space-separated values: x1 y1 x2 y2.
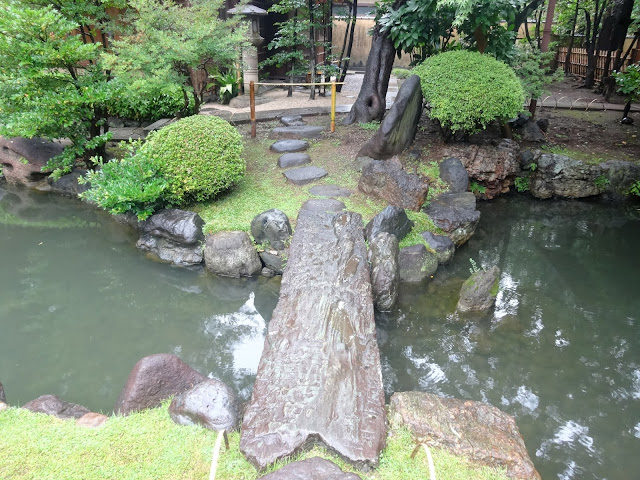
537 420 598 462
633 423 640 439
418 363 447 389
525 307 545 338
502 385 539 414
494 272 519 320
558 460 583 480
632 369 640 400
555 329 570 348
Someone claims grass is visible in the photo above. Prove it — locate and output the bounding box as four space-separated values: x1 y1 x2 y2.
0 405 509 480
540 144 608 164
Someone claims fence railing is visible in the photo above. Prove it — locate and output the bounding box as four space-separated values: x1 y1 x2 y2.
556 47 639 82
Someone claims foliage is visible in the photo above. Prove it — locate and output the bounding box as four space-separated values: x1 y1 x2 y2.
141 115 245 205
108 79 190 121
359 121 381 131
392 68 413 79
79 141 168 220
514 175 530 192
0 0 125 178
510 43 563 101
628 179 640 196
470 180 487 194
593 174 611 191
469 257 480 274
614 63 640 104
212 69 240 105
414 51 525 138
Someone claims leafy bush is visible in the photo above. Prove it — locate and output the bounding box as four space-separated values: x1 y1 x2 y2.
614 63 640 105
414 50 525 138
510 43 562 102
80 141 168 220
392 67 413 79
108 79 190 121
142 115 245 205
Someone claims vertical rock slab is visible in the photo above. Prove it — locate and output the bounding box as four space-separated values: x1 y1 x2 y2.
240 200 386 470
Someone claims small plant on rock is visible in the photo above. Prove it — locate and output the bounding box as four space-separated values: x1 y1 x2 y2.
470 181 487 195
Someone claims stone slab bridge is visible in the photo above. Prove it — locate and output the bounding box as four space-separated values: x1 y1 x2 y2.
240 199 387 470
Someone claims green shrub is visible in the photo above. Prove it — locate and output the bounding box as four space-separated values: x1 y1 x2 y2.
414 51 525 138
142 115 245 205
80 141 168 220
392 67 413 79
108 79 190 121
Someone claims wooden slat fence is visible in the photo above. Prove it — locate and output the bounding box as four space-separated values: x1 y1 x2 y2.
556 47 640 82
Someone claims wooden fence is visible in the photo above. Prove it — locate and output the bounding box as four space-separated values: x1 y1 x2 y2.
556 47 640 82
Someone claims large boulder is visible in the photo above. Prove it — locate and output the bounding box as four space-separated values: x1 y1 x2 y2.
389 392 541 480
140 209 204 245
359 158 429 212
0 137 60 187
364 205 413 242
368 232 399 311
259 250 287 275
204 231 262 277
22 395 90 420
521 120 546 142
251 209 292 250
114 353 206 415
356 75 423 160
421 231 455 265
398 244 438 283
169 378 240 431
529 154 602 199
48 170 90 197
598 159 640 198
136 233 203 266
424 193 481 246
439 157 468 194
258 457 362 480
457 265 501 313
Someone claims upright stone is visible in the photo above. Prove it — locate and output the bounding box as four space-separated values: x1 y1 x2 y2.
240 202 386 470
368 232 399 311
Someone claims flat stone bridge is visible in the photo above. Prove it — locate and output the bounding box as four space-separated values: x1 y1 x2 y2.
240 199 386 470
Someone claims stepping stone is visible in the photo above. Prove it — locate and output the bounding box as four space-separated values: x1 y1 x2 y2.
280 115 305 127
283 166 327 186
309 184 352 197
269 125 325 140
278 153 311 169
270 140 309 153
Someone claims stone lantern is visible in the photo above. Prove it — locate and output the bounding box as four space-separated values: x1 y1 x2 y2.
227 4 268 94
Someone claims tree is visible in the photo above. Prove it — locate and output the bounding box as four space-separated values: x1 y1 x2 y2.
0 0 125 177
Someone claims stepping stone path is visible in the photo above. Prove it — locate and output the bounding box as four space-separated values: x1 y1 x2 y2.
270 139 309 153
280 115 306 127
309 184 352 197
278 153 311 168
284 166 328 186
270 125 325 140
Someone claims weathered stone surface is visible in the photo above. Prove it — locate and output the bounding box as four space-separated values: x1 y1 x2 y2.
49 170 90 197
441 140 521 199
270 140 309 153
278 153 311 169
0 137 60 186
204 231 262 277
508 113 529 129
398 244 438 283
77 412 109 428
439 157 468 194
283 166 328 186
280 115 304 126
169 378 240 431
115 353 206 415
251 209 292 251
521 120 546 142
600 160 640 197
354 156 374 172
309 184 352 197
140 209 204 245
389 392 541 480
536 118 549 132
258 457 362 480
364 205 413 242
424 193 481 247
240 207 386 470
136 233 204 266
22 395 90 420
270 126 325 140
421 231 455 265
359 158 429 212
300 198 346 213
0 381 5 404
529 154 602 199
259 250 287 275
368 232 399 311
356 75 423 160
458 265 501 313
262 267 276 277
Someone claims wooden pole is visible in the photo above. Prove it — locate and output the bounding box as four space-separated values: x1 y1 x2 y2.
250 81 256 139
330 81 336 133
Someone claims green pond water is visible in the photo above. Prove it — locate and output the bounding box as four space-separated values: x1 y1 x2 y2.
1 184 639 479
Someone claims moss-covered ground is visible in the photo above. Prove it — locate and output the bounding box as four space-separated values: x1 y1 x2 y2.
0 404 509 480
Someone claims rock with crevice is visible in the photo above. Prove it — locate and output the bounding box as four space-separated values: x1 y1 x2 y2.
424 193 480 247
251 209 292 251
140 209 204 245
364 205 413 242
258 457 362 479
529 154 602 199
204 231 262 277
398 244 438 283
389 392 541 480
136 233 204 266
22 395 90 420
0 137 60 187
457 265 501 313
368 232 399 311
169 378 240 431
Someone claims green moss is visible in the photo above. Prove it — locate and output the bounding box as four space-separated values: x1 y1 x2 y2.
490 277 500 297
398 210 443 249
540 144 607 165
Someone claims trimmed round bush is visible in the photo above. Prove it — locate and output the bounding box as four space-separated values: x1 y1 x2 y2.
142 115 245 205
414 51 525 137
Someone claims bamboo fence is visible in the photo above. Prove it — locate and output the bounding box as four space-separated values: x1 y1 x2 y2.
556 47 640 82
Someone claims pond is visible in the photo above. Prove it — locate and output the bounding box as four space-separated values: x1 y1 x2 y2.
1 183 638 479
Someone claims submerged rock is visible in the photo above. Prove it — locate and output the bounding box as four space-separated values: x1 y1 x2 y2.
169 378 240 431
136 233 203 266
204 231 262 278
368 232 399 311
140 209 204 245
398 244 438 283
457 265 500 313
49 169 90 197
22 395 90 420
258 457 362 479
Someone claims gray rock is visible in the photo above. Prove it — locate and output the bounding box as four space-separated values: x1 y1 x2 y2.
278 153 311 169
258 457 362 480
368 232 399 311
240 209 386 470
309 184 352 197
270 140 309 153
283 166 327 186
136 233 204 266
261 267 276 277
280 115 304 126
169 378 240 431
204 231 262 277
0 381 5 404
536 118 550 132
457 265 501 313
520 149 535 170
359 158 429 212
364 205 413 242
259 250 287 275
421 231 455 264
357 75 423 159
508 113 529 128
115 353 206 415
140 209 204 245
0 137 60 186
599 160 640 197
389 392 541 480
424 193 481 246
398 244 438 283
354 156 374 172
529 154 602 199
439 157 468 194
522 120 546 142
270 125 325 140
300 198 345 213
251 209 292 251
22 395 90 420
48 170 90 197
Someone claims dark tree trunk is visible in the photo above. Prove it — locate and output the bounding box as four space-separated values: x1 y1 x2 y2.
309 0 317 100
514 0 546 34
337 0 357 93
583 0 609 89
343 22 397 124
535 9 543 49
564 0 581 75
623 101 631 119
599 0 635 94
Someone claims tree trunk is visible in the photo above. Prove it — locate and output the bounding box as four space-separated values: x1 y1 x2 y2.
564 0 581 75
343 23 396 124
541 0 557 53
309 0 316 100
535 9 543 49
583 0 609 89
337 0 357 93
600 0 635 93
